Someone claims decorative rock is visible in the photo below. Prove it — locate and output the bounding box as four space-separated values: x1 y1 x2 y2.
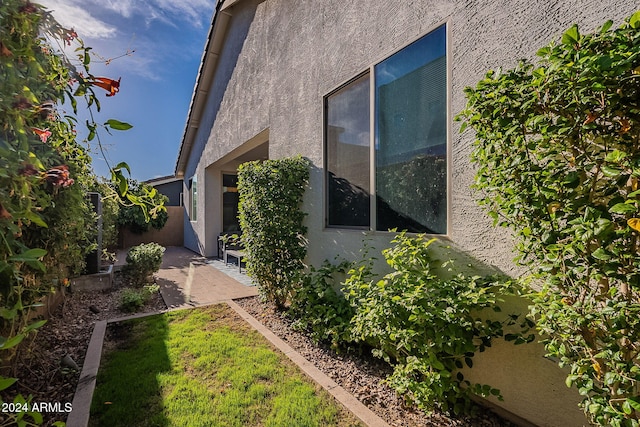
61 354 80 371
89 305 100 314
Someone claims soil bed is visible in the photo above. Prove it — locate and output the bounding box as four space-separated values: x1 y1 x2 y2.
234 296 516 427
0 273 165 427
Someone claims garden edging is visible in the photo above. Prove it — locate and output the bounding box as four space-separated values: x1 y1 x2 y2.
66 302 388 427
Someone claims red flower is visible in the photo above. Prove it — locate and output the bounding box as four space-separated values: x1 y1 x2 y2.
0 202 11 219
45 165 74 187
65 29 78 46
37 101 56 121
32 127 52 143
19 163 39 176
0 41 12 57
12 97 32 110
19 1 38 13
90 77 120 97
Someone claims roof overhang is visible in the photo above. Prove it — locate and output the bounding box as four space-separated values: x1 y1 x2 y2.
174 0 247 178
144 175 182 186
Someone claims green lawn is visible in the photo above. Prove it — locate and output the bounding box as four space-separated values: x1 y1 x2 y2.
89 305 363 427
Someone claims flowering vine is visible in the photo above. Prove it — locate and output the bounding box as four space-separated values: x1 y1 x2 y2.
0 1 165 424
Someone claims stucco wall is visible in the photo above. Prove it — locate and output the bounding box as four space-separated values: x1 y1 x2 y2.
183 0 640 424
190 0 638 270
119 206 184 248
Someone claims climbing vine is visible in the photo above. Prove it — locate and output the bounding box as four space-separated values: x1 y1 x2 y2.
458 11 640 426
0 1 165 423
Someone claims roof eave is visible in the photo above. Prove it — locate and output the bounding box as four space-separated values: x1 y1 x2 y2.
175 0 238 178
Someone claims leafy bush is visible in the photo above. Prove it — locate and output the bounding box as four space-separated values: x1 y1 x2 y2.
119 284 159 312
344 233 520 414
458 11 640 425
117 180 168 234
0 2 168 422
238 156 310 309
122 243 165 286
288 260 354 348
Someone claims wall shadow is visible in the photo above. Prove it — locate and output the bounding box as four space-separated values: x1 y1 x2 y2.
90 315 171 426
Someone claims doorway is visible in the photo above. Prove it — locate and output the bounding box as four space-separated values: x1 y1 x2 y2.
222 173 241 232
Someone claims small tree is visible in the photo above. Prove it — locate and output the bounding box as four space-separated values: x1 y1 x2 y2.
117 180 168 234
459 12 640 425
238 156 310 309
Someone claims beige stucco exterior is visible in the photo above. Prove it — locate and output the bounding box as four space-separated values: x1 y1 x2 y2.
175 1 640 425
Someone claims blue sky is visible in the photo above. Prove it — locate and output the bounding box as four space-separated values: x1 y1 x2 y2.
39 0 216 181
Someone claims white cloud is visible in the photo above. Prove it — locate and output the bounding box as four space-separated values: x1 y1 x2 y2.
39 0 117 39
153 0 212 28
38 0 214 81
102 0 135 18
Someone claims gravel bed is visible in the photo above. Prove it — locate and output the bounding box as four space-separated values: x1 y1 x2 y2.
234 295 517 427
1 273 516 427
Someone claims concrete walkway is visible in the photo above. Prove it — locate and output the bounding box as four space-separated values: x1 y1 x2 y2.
154 246 258 308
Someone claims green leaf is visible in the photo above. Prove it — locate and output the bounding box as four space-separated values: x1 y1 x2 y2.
23 319 46 334
83 48 92 65
629 10 640 29
601 165 622 177
0 333 25 350
627 397 640 412
600 20 613 33
27 411 43 424
588 403 602 415
562 24 580 46
0 307 17 320
565 375 574 388
609 203 637 214
605 149 628 163
23 210 47 228
591 248 611 261
9 248 47 262
0 377 17 391
105 119 133 131
113 162 132 175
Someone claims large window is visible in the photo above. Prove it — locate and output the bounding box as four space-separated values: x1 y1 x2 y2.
325 73 370 228
325 25 447 233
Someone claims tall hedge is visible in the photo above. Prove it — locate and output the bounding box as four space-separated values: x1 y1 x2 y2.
238 156 310 309
459 12 640 425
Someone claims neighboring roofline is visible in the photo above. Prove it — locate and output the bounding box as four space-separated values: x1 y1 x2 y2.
144 175 182 186
175 0 246 179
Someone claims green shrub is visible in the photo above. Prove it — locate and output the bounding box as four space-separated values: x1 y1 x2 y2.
238 156 310 309
119 284 159 312
288 260 354 348
344 233 520 414
458 11 640 425
122 243 165 286
117 180 168 234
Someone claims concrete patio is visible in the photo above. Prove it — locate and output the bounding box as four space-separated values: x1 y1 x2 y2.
115 246 259 308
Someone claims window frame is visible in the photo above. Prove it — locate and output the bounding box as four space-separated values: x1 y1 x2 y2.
189 175 197 222
323 22 451 235
323 71 372 230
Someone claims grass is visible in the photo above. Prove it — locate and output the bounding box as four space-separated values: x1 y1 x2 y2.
89 304 363 427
